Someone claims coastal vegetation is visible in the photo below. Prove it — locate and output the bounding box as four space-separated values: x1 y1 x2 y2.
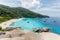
0 5 49 23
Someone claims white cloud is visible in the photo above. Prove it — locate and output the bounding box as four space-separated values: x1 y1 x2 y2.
0 0 41 9
0 0 20 7
0 0 60 17
40 2 60 11
18 0 40 8
29 1 60 17
50 2 60 9
19 0 60 17
39 2 60 17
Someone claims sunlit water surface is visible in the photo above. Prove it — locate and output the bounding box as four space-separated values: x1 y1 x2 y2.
11 17 60 34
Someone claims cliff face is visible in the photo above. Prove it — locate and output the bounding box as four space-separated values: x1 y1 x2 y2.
0 5 49 23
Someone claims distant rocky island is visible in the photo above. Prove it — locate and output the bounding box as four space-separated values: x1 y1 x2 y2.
0 5 49 23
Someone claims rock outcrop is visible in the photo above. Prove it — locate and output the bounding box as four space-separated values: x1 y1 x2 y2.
37 32 60 40
0 28 60 40
0 28 29 38
33 27 50 33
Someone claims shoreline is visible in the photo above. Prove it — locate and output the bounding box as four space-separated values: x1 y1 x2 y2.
0 18 60 40
0 19 18 29
0 18 24 29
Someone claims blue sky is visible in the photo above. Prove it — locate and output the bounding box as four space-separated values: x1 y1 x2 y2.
0 0 60 17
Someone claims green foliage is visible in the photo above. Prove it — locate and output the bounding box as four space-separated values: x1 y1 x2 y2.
0 29 7 32
0 5 49 23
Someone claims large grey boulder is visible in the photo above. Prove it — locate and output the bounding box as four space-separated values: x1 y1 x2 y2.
37 32 60 40
0 28 29 38
41 27 50 32
0 37 25 40
0 32 60 40
33 27 50 33
0 32 37 40
24 32 37 40
6 27 15 31
5 28 28 38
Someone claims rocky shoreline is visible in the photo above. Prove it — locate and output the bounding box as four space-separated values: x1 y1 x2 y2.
0 19 60 40
0 27 59 40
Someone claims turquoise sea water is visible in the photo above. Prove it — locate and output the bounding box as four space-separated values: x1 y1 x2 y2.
11 18 45 31
11 18 60 34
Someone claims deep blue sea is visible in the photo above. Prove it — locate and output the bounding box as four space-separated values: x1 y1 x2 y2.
11 17 60 34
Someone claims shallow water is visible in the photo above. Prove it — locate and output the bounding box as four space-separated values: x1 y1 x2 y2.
11 17 60 34
11 18 45 31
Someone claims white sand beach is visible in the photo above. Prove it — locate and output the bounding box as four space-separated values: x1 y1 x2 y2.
0 18 24 29
0 19 17 29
